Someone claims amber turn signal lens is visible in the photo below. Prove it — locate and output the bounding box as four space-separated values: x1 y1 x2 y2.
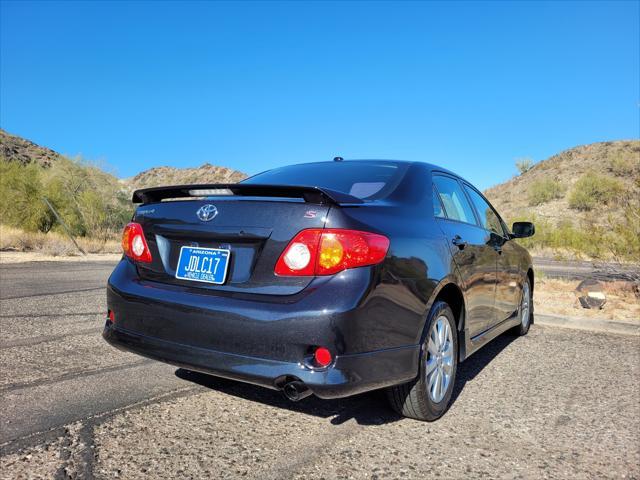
318 234 344 270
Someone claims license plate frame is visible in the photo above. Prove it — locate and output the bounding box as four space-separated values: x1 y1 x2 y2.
175 246 231 285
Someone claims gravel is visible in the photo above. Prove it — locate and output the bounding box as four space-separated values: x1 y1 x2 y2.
1 261 639 479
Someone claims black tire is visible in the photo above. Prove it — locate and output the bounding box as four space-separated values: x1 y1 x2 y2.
512 277 532 336
386 300 458 421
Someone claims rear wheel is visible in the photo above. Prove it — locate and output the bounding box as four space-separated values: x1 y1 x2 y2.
513 277 532 336
386 301 458 421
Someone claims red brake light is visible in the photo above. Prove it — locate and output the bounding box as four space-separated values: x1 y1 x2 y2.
275 229 389 276
122 222 152 263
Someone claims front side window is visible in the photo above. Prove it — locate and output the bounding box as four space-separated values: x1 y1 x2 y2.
463 184 505 236
432 175 477 225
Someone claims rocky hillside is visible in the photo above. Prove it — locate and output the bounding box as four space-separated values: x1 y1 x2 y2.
126 164 246 190
0 129 62 167
0 129 247 191
484 140 640 227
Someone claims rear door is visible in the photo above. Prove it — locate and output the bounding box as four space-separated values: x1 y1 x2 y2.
432 174 499 338
462 183 521 325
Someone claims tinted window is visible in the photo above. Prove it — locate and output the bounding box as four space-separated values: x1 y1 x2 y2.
464 185 505 236
243 162 407 200
432 176 476 224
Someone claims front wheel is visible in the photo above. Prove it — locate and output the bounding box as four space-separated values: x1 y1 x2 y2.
386 301 458 421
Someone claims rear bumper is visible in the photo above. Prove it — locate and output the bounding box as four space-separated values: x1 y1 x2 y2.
104 259 421 399
103 322 418 399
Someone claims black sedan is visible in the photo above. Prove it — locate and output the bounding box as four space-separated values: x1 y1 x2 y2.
103 160 535 421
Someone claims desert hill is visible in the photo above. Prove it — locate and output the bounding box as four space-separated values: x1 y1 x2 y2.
126 164 247 190
484 140 639 226
484 140 639 260
0 129 62 167
0 129 247 190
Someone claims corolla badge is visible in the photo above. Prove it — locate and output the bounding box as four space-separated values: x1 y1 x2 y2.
196 204 218 222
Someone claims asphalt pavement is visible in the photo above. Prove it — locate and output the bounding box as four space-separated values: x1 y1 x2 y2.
0 260 638 479
533 257 640 281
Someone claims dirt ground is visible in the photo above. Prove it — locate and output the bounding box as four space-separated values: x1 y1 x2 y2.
0 251 122 264
1 260 639 480
534 277 640 323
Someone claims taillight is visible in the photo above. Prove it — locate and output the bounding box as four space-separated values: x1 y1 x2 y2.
122 222 152 263
275 229 389 276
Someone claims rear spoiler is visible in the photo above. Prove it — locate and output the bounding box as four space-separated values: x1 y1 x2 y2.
132 183 364 205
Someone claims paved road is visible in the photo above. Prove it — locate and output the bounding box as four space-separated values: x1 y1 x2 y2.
1 261 639 479
533 257 640 281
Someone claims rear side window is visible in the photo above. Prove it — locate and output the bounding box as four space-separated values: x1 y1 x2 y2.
432 190 446 218
463 185 505 236
432 176 477 224
244 162 408 200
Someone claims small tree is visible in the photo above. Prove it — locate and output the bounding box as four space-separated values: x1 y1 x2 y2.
515 157 534 175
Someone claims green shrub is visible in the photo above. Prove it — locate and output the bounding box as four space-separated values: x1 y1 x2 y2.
515 157 533 175
605 194 640 262
0 161 51 231
0 157 132 238
568 172 623 211
609 154 639 177
509 207 640 262
527 179 565 206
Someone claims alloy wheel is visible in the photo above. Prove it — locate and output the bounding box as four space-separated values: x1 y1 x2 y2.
425 316 454 403
521 281 531 328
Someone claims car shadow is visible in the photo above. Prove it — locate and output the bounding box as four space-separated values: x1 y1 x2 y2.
174 368 401 426
175 332 518 426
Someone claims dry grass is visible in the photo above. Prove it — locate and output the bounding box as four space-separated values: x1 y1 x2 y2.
0 225 120 256
535 277 640 323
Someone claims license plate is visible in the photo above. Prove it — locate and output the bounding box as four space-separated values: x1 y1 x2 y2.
175 246 230 285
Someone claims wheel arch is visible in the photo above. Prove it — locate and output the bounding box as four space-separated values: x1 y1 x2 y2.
431 282 466 332
420 279 467 363
421 280 464 337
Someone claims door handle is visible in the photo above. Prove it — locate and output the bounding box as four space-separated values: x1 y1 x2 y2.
452 235 467 250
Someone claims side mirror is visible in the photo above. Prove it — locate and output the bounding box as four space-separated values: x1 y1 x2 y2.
511 222 535 239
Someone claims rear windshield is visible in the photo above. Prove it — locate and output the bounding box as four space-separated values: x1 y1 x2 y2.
243 161 407 200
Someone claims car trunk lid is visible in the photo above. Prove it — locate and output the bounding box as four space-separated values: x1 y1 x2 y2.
131 185 362 295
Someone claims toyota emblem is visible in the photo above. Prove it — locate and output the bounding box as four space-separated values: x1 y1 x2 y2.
196 204 218 222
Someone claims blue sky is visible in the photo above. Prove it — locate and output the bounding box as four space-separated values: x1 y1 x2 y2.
1 1 638 190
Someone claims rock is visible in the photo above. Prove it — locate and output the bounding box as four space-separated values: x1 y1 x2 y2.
578 292 606 309
576 280 606 309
